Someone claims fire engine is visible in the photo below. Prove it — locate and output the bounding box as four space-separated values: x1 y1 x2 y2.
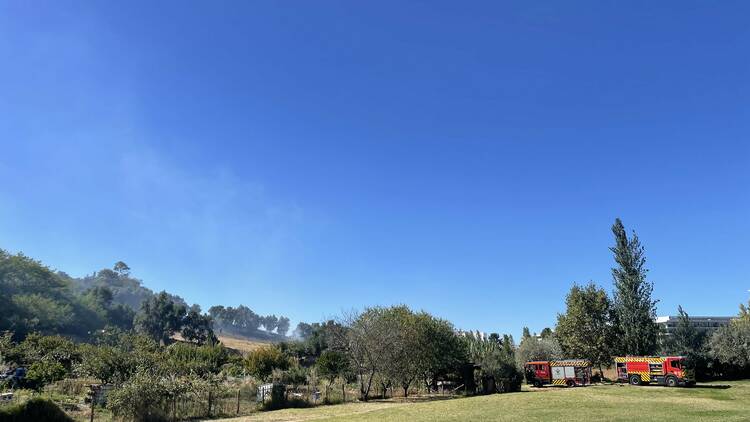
524 359 592 387
615 356 694 387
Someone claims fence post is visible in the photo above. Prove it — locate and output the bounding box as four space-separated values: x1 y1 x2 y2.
207 391 212 417
236 388 240 414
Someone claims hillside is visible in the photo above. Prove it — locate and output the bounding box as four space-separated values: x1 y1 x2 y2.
216 334 271 354
0 249 295 342
172 332 271 354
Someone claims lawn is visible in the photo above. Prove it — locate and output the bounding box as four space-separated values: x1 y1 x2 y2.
213 380 750 422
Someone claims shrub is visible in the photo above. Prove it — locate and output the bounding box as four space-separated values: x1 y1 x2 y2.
107 370 172 422
165 342 230 377
25 361 67 391
107 369 227 421
17 333 81 372
245 346 290 382
76 343 135 385
0 397 73 422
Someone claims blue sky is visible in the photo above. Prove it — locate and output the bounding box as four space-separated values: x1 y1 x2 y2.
1 1 748 337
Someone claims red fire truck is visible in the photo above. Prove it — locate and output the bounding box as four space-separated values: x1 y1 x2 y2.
524 360 592 387
615 356 694 387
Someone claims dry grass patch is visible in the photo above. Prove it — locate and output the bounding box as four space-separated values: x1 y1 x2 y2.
217 335 271 354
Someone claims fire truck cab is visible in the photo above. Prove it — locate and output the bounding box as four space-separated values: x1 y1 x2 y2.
615 356 694 387
525 360 592 387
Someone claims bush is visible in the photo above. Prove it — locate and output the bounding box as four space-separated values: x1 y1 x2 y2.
107 369 227 421
165 342 230 377
245 346 290 382
0 397 73 422
107 370 172 422
76 343 134 385
25 361 67 390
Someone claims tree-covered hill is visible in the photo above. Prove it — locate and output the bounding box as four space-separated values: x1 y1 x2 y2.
0 249 125 340
0 248 293 342
67 262 187 311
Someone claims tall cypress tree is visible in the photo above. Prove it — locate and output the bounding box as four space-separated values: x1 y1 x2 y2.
610 218 659 355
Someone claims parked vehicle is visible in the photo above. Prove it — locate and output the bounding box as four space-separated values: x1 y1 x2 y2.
524 359 592 387
615 356 694 387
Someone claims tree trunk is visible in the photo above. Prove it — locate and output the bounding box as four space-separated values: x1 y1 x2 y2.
403 386 409 398
360 371 374 401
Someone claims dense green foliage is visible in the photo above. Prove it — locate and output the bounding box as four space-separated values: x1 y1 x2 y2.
463 332 521 393
0 328 243 421
327 306 502 400
555 283 614 371
134 292 188 345
316 350 351 400
245 346 291 382
610 219 659 355
708 301 750 378
0 250 103 339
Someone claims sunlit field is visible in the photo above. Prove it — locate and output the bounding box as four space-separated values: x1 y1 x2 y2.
215 381 750 422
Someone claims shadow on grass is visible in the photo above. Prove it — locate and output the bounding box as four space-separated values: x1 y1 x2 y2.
690 384 731 389
369 391 528 404
622 383 732 390
369 395 457 404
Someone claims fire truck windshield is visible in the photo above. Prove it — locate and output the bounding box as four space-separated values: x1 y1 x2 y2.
671 360 682 368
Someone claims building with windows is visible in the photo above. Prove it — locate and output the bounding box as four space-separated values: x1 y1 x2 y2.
655 315 734 335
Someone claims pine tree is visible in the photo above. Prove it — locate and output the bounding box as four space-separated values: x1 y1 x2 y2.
522 327 531 340
664 305 703 355
610 218 659 355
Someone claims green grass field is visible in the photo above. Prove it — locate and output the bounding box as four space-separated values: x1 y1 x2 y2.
215 381 750 422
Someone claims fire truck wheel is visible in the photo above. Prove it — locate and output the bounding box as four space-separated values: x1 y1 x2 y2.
666 376 678 387
533 380 542 388
628 375 642 386
566 380 576 387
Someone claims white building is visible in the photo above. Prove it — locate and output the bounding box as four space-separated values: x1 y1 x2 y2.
655 315 734 335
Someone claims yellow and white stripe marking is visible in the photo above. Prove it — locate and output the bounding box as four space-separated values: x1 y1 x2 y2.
614 357 665 364
549 360 591 367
